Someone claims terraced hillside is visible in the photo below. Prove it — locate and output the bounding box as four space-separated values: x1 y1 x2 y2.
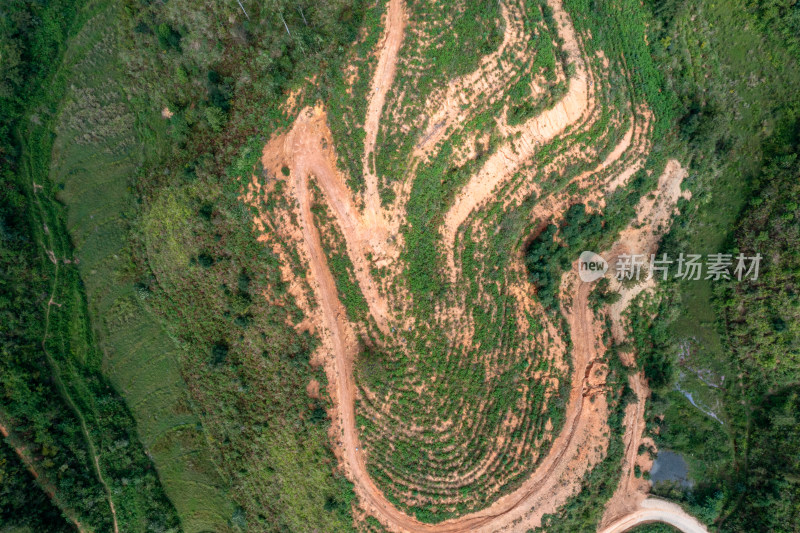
244 0 706 530
7 0 798 531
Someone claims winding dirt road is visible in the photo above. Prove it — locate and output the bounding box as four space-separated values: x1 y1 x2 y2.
441 0 591 279
362 0 405 227
599 499 709 533
248 1 708 531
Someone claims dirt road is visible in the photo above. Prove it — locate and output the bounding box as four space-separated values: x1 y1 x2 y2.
0 418 89 532
599 499 709 533
248 0 706 531
441 0 591 279
259 116 698 530
270 107 594 533
362 0 406 227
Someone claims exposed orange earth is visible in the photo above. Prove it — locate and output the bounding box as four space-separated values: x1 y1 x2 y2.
245 0 707 531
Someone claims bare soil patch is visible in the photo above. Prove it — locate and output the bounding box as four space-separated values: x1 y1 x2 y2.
244 0 703 529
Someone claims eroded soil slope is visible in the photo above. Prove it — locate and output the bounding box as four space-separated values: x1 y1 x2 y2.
245 0 707 531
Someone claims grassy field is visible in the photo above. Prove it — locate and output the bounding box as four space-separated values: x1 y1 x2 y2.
44 3 236 531
655 0 799 396
653 0 800 383
16 0 368 529
2 0 189 529
109 0 371 530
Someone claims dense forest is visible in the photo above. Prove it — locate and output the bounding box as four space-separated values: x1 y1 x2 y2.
0 438 76 532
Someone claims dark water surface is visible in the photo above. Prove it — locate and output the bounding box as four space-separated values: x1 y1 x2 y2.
650 450 692 488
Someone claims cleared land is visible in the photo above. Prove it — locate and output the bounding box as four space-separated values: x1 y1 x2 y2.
246 0 709 531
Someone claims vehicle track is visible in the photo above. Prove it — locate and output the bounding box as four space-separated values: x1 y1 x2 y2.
363 0 406 228
0 418 89 533
441 0 591 281
249 1 708 531
599 499 709 533
28 162 120 533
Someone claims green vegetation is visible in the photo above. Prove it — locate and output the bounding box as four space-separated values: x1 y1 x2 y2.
629 524 681 533
628 0 800 529
4 0 800 529
114 0 370 528
374 0 506 194
4 0 373 530
523 0 684 312
47 5 234 529
2 1 180 530
327 0 389 192
526 204 603 309
0 439 74 532
724 385 800 531
712 140 800 530
358 0 677 520
311 181 371 323
116 0 372 529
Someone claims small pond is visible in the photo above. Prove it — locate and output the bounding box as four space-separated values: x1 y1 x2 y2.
650 450 692 488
